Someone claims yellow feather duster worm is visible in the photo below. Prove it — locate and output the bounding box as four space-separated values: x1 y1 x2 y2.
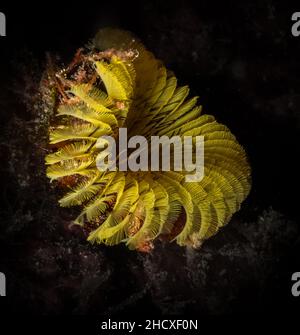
45 28 251 252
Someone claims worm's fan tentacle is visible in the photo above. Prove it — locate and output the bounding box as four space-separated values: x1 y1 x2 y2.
45 28 251 251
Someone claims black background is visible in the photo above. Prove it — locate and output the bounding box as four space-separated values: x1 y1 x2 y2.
0 0 300 319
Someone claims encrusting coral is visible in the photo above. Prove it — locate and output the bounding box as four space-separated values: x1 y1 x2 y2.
44 28 251 252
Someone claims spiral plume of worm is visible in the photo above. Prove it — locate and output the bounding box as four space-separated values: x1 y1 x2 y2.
44 29 251 252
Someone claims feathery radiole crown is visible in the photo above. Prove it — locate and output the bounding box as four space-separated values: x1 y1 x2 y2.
45 28 251 252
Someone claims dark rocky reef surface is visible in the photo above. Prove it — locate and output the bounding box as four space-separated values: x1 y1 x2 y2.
0 0 299 315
